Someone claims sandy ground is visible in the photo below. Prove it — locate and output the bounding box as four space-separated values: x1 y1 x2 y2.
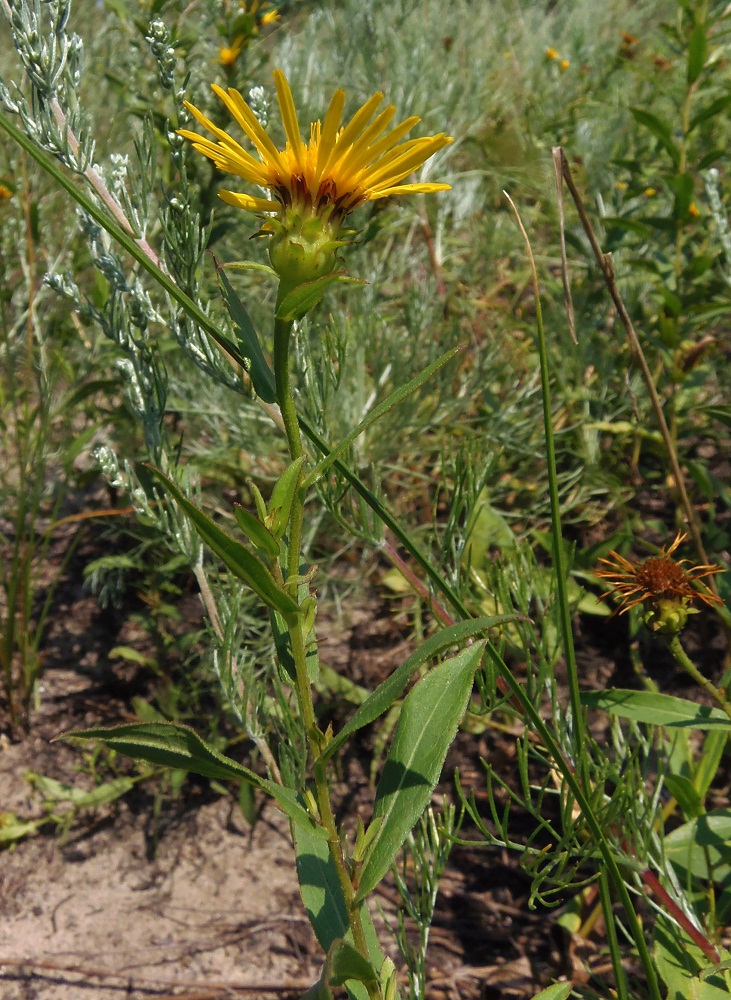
1 737 319 999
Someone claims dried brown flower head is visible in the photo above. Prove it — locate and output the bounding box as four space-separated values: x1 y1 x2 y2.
596 532 725 633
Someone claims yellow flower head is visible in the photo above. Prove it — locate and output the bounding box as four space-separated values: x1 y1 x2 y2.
559 58 570 72
545 47 560 61
0 183 13 200
179 70 453 223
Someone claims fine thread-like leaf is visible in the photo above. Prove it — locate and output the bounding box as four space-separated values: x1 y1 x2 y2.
0 109 251 373
303 346 463 490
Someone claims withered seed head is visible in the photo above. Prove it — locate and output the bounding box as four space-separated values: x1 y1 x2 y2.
596 532 725 634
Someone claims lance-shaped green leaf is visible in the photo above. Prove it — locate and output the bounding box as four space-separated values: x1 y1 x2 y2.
213 255 277 403
321 619 514 763
268 455 306 540
146 466 298 616
294 817 383 997
687 20 707 85
356 642 484 901
60 721 327 839
630 108 681 168
233 502 280 560
327 941 377 988
303 347 463 490
529 985 573 1000
276 272 366 323
582 690 731 730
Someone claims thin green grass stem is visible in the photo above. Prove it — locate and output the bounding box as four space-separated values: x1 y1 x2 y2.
503 192 585 774
599 869 630 1000
503 193 662 999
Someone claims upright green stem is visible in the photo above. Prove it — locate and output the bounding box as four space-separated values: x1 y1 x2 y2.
272 301 378 996
273 315 304 586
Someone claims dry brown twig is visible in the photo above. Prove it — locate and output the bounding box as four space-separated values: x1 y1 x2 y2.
552 146 719 598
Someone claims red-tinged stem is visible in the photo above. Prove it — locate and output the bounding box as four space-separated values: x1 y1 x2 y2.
642 867 720 964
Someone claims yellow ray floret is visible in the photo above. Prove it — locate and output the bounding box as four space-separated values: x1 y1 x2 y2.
178 69 453 219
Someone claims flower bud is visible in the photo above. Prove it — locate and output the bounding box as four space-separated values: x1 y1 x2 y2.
268 206 343 289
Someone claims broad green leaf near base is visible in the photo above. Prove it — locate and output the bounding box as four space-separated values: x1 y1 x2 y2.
60 721 327 840
653 912 731 999
664 809 731 882
294 817 383 1000
356 642 484 901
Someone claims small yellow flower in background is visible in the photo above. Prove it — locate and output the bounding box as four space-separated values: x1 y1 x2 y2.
596 532 724 633
0 183 13 200
545 47 560 61
615 180 628 191
559 58 570 72
218 37 244 68
239 0 280 26
689 202 700 217
644 187 657 197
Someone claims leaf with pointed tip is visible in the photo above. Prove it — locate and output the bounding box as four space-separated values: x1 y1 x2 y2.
582 690 731 730
233 503 280 560
214 256 277 403
294 817 384 977
687 20 707 85
146 466 298 616
60 721 327 839
327 941 377 987
529 985 573 1000
322 620 513 763
303 348 464 490
356 642 484 900
268 456 306 540
630 108 680 168
277 273 365 322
